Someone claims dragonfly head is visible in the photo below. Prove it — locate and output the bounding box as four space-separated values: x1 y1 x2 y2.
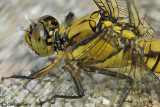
25 15 59 56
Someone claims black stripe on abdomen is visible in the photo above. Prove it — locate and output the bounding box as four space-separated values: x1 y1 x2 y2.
151 52 160 72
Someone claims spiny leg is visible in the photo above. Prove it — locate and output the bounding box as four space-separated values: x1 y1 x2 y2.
1 50 67 81
39 61 84 104
2 62 58 80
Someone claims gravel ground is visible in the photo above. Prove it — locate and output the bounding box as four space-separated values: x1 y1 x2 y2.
0 0 160 107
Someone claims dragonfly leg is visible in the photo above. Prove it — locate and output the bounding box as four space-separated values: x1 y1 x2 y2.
2 62 58 80
39 61 84 104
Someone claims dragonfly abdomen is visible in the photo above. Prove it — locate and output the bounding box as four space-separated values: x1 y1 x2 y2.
139 40 160 73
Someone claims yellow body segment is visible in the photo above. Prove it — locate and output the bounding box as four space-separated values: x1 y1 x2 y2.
113 26 135 39
121 30 135 39
96 49 132 68
67 20 94 41
71 36 118 61
103 21 113 27
139 40 160 73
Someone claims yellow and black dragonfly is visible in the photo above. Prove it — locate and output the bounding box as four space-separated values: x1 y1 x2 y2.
2 0 160 106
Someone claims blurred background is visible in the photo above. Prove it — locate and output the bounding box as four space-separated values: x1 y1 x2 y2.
0 0 160 106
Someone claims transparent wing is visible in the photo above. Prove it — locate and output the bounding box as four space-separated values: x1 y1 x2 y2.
93 0 157 39
119 51 160 106
129 1 157 39
93 0 134 24
138 18 157 39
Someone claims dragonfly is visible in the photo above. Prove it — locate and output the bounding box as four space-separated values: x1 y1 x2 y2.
2 0 160 106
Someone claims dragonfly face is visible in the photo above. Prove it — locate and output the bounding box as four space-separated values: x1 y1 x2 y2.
25 15 59 56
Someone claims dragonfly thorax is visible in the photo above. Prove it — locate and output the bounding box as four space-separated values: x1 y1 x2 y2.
52 30 69 51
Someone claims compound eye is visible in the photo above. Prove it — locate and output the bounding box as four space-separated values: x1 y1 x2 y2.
25 15 58 56
31 23 54 56
38 15 59 31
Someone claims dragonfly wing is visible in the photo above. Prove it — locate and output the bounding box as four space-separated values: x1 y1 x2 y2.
128 0 140 27
112 48 160 106
93 0 157 39
93 0 133 23
138 18 157 39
